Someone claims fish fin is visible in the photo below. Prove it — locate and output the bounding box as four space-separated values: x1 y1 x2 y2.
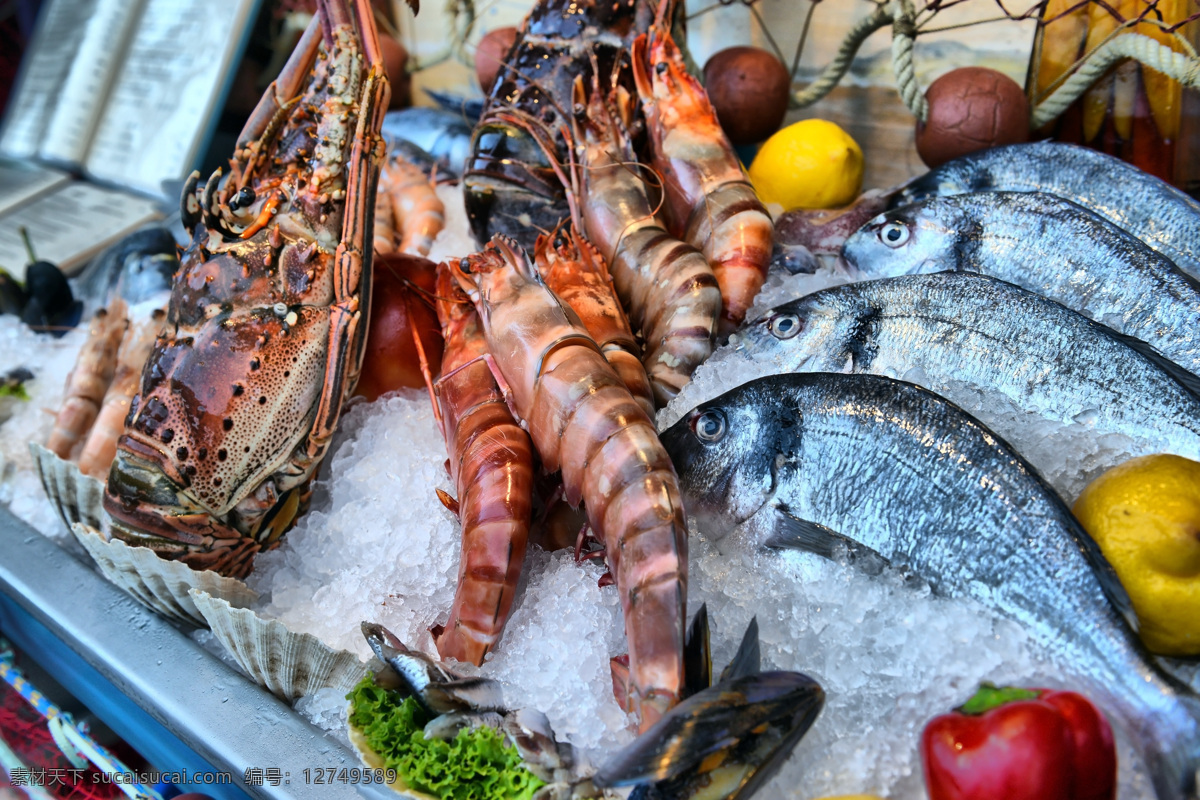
767 507 891 576
1102 326 1200 400
719 618 761 683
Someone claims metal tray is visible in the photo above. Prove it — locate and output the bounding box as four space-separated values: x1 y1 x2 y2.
0 507 391 800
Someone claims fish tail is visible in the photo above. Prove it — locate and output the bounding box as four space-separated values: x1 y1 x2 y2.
1146 692 1200 800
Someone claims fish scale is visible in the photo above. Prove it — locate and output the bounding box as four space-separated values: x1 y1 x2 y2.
661 372 1200 800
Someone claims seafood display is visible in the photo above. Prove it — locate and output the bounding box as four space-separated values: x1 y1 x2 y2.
102 0 389 578
842 192 1200 376
894 141 1200 280
8 0 1200 794
661 373 1200 800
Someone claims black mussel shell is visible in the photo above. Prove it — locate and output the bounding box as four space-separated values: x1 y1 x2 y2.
25 261 74 313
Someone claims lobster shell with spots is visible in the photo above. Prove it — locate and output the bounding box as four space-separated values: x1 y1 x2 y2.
103 0 390 579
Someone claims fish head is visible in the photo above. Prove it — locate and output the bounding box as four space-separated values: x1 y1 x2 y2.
662 382 797 540
841 201 963 278
738 294 855 373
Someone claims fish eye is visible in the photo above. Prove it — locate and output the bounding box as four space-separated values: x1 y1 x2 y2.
690 409 727 444
768 313 802 340
878 221 910 248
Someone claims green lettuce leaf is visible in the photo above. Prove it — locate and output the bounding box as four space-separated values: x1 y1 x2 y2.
347 675 546 800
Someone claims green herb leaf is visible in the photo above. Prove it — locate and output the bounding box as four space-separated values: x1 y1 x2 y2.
347 675 546 800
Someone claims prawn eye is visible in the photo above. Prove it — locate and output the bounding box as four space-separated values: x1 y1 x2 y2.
768 313 802 340
229 187 255 210
459 257 472 273
691 409 727 443
878 221 910 248
655 62 668 74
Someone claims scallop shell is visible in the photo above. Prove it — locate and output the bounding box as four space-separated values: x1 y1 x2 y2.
70 523 257 627
190 590 369 702
30 442 107 532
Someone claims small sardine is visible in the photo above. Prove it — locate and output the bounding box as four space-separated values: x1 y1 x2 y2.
842 191 1200 376
894 141 1200 279
734 273 1200 483
661 372 1200 800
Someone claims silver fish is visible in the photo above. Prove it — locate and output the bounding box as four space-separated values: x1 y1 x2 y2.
660 372 1200 800
735 273 1200 480
381 107 473 178
842 191 1200 376
894 141 1200 279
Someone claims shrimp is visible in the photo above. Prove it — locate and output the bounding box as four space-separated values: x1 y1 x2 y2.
77 309 164 479
451 235 687 732
381 153 445 257
631 25 774 336
429 262 536 666
568 77 720 407
533 221 655 420
46 299 128 460
373 178 397 256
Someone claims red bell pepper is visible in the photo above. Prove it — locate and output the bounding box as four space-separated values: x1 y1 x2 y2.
921 683 1116 800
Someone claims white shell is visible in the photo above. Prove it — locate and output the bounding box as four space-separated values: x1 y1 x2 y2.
190 590 369 702
70 523 257 627
30 442 107 532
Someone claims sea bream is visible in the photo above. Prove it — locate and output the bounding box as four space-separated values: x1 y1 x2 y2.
893 141 1200 279
660 372 1200 800
732 273 1200 492
841 191 1200 376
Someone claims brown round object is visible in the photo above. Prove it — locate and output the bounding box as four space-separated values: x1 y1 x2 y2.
379 34 412 109
915 67 1029 169
702 47 791 146
476 27 519 95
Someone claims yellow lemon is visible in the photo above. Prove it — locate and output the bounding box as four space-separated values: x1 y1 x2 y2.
748 119 864 211
1073 454 1200 655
